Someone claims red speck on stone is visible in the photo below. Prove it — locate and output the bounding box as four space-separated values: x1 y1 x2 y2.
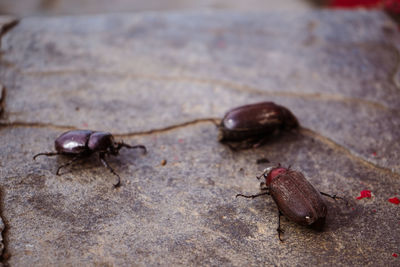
82 122 88 127
393 253 398 258
178 139 184 143
352 207 355 210
372 209 376 212
372 152 377 156
356 190 372 199
389 197 400 205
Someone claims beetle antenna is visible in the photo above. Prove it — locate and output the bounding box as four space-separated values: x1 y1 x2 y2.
33 152 59 160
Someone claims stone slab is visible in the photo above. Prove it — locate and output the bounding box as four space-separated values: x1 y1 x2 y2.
0 11 399 266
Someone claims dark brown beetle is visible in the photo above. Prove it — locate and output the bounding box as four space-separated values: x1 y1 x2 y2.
218 102 299 148
33 130 146 187
237 165 344 241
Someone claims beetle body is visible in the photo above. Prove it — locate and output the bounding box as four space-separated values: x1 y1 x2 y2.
218 102 299 142
266 167 327 227
55 130 116 155
34 130 146 187
236 166 340 240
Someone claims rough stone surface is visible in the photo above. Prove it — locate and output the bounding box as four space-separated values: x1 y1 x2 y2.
0 11 400 266
0 0 308 16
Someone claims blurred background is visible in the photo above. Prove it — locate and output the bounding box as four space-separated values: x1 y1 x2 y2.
0 0 399 22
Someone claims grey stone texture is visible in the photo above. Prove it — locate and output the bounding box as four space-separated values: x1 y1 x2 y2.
0 10 399 266
0 0 308 16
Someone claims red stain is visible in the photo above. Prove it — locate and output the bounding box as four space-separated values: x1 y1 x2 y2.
329 0 400 14
356 190 372 199
178 139 184 143
393 253 398 257
372 152 377 157
82 122 88 127
372 209 377 212
330 0 383 8
389 197 400 204
385 0 400 13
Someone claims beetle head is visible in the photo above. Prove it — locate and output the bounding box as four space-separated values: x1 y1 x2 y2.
280 107 299 130
257 163 282 180
258 163 288 185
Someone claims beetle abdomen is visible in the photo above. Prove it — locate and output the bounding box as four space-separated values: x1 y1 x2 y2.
269 170 327 226
55 130 93 154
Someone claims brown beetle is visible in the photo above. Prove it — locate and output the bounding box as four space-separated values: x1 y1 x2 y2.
218 102 299 149
237 165 344 241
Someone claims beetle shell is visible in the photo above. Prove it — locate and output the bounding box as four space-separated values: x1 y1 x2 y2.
219 102 299 141
55 130 93 154
267 167 327 227
55 130 115 154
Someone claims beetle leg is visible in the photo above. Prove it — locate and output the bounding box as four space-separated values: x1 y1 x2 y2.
236 191 270 199
116 142 147 154
56 155 82 175
33 152 59 160
320 192 348 205
99 153 121 188
222 139 256 151
219 141 240 151
252 136 269 149
277 211 284 242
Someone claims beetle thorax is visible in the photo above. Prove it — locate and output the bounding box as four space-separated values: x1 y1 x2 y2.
266 167 287 185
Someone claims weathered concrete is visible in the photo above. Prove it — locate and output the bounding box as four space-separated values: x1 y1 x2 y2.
0 11 399 266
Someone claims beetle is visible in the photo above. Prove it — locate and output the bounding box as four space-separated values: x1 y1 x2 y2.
33 130 146 187
218 102 299 149
236 165 344 241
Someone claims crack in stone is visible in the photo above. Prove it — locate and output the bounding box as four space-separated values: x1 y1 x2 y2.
299 127 400 179
0 17 18 40
0 84 5 118
114 118 220 137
